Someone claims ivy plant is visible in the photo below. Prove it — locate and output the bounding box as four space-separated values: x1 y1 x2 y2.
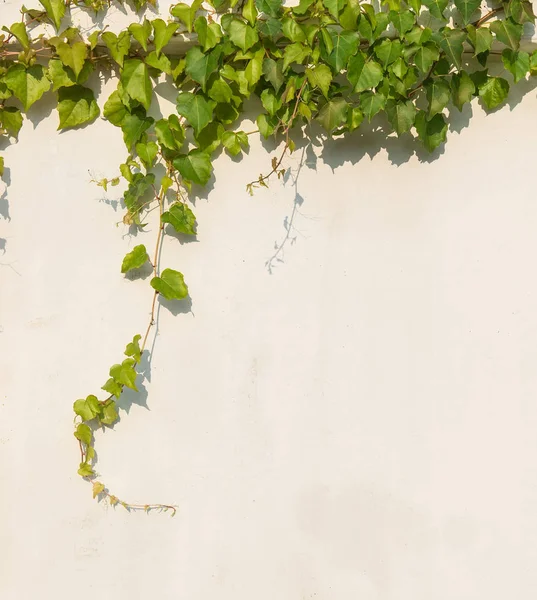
1 0 536 513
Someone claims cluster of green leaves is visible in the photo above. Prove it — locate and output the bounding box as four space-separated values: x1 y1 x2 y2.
2 0 537 507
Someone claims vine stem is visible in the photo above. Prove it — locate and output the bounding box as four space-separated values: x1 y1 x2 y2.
473 7 504 28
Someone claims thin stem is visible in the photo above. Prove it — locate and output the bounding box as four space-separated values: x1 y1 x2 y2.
473 7 503 28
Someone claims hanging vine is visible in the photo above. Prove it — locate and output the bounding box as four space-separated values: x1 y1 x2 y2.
0 0 535 513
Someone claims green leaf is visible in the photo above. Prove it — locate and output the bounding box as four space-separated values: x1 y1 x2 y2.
125 334 142 362
437 29 466 71
194 17 222 51
292 0 314 15
121 59 152 110
176 92 213 134
339 0 361 29
451 70 475 111
0 107 23 137
73 396 100 421
245 49 265 88
109 358 138 391
506 0 535 24
78 462 95 477
426 79 450 116
38 0 65 30
360 90 386 120
152 18 179 56
256 0 282 17
454 0 480 24
102 31 131 67
386 99 416 135
173 150 212 185
195 121 224 152
227 18 259 52
326 31 359 73
101 401 119 426
322 0 346 18
102 378 122 399
56 42 88 79
243 0 258 26
415 111 447 151
170 0 203 33
305 64 332 98
374 39 402 68
3 22 30 51
103 90 129 126
208 78 233 103
155 116 185 150
145 51 172 75
122 111 154 149
389 9 415 34
490 18 523 50
257 113 276 138
129 19 152 51
260 88 282 115
422 0 448 19
162 203 197 234
283 42 310 71
502 49 530 82
347 106 364 131
185 46 220 91
282 18 306 43
5 64 50 111
347 53 384 92
221 130 249 156
150 268 189 300
317 97 348 131
465 24 492 56
121 244 149 273
414 43 439 73
0 156 4 178
47 59 92 91
262 58 284 92
74 423 92 446
478 76 510 110
57 85 99 130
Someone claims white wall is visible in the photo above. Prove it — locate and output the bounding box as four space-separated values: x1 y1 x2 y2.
3 3 537 599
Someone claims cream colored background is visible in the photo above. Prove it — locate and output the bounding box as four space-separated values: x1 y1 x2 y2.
2 1 537 599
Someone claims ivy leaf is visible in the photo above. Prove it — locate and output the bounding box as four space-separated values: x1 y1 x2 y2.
185 46 220 91
152 19 179 56
317 97 348 132
0 156 4 178
173 150 212 185
195 121 225 152
194 16 222 51
466 25 493 56
136 140 158 169
0 107 23 137
150 268 189 300
100 401 119 426
92 481 105 498
502 49 530 82
145 51 172 75
490 18 523 50
260 88 282 115
386 99 416 135
322 0 346 18
426 79 450 116
506 0 535 24
374 39 402 68
129 19 152 51
47 59 92 91
245 49 265 88
221 130 249 156
347 53 384 93
161 203 197 234
415 111 447 152
56 42 88 78
282 18 306 43
121 244 149 273
414 43 439 73
155 116 185 150
422 0 448 19
109 358 138 391
125 334 142 362
256 0 282 17
102 378 122 399
262 58 284 92
57 85 99 130
360 90 386 120
208 78 233 103
454 0 480 24
347 106 364 131
74 423 92 446
2 23 30 51
103 90 129 126
437 29 466 71
176 92 213 134
451 70 475 111
305 64 332 98
227 18 259 52
121 59 152 110
38 0 65 30
170 0 203 33
5 64 50 111
243 0 258 26
326 31 359 73
102 31 131 67
478 76 510 110
389 10 415 34
283 43 310 71
73 396 100 421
